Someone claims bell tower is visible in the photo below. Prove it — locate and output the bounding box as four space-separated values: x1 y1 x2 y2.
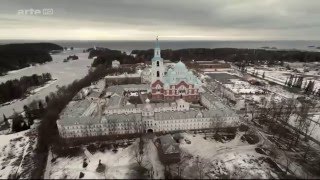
151 36 164 83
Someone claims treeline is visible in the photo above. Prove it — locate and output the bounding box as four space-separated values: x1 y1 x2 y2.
131 48 320 64
89 48 143 67
0 43 63 75
0 73 52 104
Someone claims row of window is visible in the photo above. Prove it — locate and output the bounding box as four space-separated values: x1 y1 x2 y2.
63 124 212 138
63 116 236 132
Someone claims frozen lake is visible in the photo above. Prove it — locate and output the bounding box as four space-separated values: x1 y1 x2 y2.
0 49 93 121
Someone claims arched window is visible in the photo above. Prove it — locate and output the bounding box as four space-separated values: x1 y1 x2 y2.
157 61 159 67
157 71 160 77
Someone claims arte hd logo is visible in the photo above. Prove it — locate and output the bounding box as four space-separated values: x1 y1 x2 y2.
17 8 54 16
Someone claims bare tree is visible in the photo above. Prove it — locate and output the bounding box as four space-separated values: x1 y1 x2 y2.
280 98 296 124
133 140 144 167
291 100 313 147
210 115 223 135
302 115 320 159
176 151 188 178
195 156 204 179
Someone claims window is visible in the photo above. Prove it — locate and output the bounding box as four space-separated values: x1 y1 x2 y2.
157 71 160 77
157 61 159 67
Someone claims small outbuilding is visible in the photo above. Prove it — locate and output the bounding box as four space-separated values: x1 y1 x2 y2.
155 134 181 165
112 60 120 68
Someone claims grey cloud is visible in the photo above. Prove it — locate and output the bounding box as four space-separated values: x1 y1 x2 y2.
0 0 319 40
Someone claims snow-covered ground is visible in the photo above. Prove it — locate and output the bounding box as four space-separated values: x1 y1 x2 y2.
247 66 320 91
288 114 320 142
48 139 164 179
0 129 37 179
29 79 57 94
0 49 93 121
225 79 264 94
177 133 280 179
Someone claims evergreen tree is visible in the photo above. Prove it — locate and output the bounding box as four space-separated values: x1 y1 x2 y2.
305 81 315 95
316 89 320 97
285 77 288 86
262 72 265 79
45 96 50 104
3 114 8 123
11 113 24 132
296 76 304 89
287 75 294 87
292 76 297 87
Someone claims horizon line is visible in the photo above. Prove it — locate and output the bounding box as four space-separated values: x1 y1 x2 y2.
1 39 320 42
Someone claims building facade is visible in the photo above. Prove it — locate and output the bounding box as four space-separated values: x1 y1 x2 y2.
57 85 239 139
150 38 201 102
112 60 120 68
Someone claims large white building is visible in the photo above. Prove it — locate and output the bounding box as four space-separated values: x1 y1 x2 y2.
56 39 240 140
57 84 239 139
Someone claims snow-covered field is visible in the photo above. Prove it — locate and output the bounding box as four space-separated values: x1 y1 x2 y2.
225 79 264 94
0 49 93 120
48 139 164 179
176 133 281 179
288 114 320 142
46 130 299 179
247 66 320 91
0 129 37 179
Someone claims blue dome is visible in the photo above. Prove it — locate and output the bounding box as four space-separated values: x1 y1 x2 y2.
175 61 187 71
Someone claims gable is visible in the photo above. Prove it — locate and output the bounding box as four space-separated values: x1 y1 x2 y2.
175 81 189 88
152 80 164 87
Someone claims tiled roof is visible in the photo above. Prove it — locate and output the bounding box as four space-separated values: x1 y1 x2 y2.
159 134 180 154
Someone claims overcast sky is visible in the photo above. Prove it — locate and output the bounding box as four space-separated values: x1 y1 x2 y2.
0 0 319 40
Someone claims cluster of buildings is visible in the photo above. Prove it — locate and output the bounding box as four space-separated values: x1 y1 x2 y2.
57 38 239 139
149 38 202 102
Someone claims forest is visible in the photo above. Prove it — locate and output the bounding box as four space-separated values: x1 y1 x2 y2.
89 48 144 67
0 73 52 104
131 48 320 64
0 43 63 75
90 47 320 67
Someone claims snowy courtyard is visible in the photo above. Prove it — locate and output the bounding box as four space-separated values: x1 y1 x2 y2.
44 127 304 179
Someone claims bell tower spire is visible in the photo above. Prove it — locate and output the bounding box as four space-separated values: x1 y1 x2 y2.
154 36 161 58
151 36 164 84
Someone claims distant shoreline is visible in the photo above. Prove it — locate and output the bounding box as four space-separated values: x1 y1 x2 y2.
1 40 320 52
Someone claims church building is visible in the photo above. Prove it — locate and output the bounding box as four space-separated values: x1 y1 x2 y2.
150 38 201 102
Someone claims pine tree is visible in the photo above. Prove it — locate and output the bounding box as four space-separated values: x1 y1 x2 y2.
287 75 294 87
262 72 265 79
297 76 304 88
11 113 24 132
292 76 297 87
316 89 320 97
23 105 32 123
3 114 8 123
305 81 315 95
285 77 289 86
